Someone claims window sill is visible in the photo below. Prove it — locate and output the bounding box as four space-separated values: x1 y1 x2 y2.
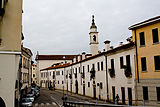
153 42 159 45
140 45 145 47
142 71 147 73
155 70 160 72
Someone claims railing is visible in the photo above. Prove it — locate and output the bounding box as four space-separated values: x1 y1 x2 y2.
63 100 130 107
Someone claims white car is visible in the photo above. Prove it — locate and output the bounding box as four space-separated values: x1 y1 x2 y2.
21 98 33 107
26 94 35 102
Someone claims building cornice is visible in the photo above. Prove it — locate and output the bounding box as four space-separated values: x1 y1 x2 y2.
0 51 21 55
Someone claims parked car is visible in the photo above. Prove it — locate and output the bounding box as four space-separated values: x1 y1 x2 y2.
32 86 40 91
21 98 33 107
26 94 35 102
31 88 40 97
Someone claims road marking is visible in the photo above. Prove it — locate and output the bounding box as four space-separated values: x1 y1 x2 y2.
41 103 44 105
52 102 56 105
34 103 38 106
50 96 61 107
46 103 50 105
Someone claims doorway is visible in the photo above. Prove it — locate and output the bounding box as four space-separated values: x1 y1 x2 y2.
112 86 115 103
75 80 78 94
121 87 125 104
83 84 85 96
128 88 132 105
93 85 96 99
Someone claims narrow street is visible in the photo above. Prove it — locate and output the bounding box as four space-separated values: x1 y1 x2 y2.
33 88 108 107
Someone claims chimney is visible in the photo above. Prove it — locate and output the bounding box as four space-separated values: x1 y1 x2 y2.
110 46 114 50
119 42 123 46
73 57 76 63
82 52 86 60
104 40 111 51
126 36 132 43
77 54 81 62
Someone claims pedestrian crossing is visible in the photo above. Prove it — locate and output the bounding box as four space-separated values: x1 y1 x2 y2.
33 102 57 107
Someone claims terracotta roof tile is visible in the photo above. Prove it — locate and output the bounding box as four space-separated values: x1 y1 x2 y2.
36 55 77 60
40 63 70 71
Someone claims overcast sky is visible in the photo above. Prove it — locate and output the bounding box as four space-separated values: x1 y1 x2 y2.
22 0 160 59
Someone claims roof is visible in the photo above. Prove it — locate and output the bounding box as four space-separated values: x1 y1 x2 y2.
128 16 160 30
40 63 70 71
40 42 134 71
35 55 77 60
22 46 33 56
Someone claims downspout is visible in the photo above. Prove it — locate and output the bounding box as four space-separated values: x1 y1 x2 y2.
104 55 109 101
134 29 139 105
134 29 139 83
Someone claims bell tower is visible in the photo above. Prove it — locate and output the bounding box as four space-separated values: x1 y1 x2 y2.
89 15 99 55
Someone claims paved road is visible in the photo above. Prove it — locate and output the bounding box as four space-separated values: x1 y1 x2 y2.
33 88 109 107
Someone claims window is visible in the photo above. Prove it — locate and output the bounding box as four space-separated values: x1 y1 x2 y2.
79 67 80 73
88 65 89 72
62 71 63 75
83 66 85 72
141 57 147 72
156 87 160 101
120 56 123 68
88 82 90 87
152 28 159 44
126 55 130 67
143 86 148 100
56 71 60 75
93 35 96 41
50 72 51 76
62 81 63 84
97 62 100 71
76 68 77 73
58 81 59 84
100 82 103 89
53 72 55 79
92 64 95 70
111 59 114 70
154 56 160 70
101 61 103 70
33 74 35 77
139 32 145 46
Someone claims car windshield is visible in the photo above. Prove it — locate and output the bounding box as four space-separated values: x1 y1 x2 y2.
22 99 31 102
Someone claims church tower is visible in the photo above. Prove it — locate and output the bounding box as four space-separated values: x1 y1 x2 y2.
89 15 99 55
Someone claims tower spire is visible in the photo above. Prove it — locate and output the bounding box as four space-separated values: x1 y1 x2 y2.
90 15 97 29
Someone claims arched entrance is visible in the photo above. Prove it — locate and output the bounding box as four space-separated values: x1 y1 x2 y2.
0 97 6 107
75 80 78 94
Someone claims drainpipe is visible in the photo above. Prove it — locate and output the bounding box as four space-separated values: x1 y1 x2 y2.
134 29 139 83
134 29 139 105
105 55 109 101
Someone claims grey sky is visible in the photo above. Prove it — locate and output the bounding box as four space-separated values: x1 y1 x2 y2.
22 0 160 59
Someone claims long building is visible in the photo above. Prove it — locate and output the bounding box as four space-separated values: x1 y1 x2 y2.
39 16 137 105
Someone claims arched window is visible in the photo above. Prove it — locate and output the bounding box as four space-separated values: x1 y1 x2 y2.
93 35 96 42
0 97 6 107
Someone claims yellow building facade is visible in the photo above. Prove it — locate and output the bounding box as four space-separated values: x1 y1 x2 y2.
129 16 160 106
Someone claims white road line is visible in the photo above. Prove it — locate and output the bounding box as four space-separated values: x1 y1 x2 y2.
34 103 38 106
41 103 44 106
52 102 56 105
46 103 50 105
50 96 61 107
